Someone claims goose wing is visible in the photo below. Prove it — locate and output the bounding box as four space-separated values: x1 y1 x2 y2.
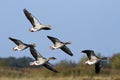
43 62 59 73
9 37 24 46
23 9 41 27
60 45 73 56
29 46 44 60
81 50 98 60
95 60 103 74
47 36 61 44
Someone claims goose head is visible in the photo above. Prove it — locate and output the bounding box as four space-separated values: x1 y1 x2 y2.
29 28 35 32
30 61 41 66
30 62 36 66
48 57 56 60
13 46 21 51
84 60 90 65
50 45 56 50
13 48 18 51
29 28 34 32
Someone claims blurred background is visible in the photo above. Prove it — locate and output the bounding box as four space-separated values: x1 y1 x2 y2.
0 0 120 80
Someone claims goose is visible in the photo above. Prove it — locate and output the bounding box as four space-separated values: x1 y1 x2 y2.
47 36 73 56
23 9 51 32
81 50 108 74
29 46 59 73
9 37 36 51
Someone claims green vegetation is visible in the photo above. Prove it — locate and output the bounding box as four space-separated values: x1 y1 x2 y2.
110 53 120 69
0 53 120 80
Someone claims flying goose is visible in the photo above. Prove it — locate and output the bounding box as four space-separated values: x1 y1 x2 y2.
29 46 59 73
47 36 73 56
9 37 36 51
23 9 51 32
81 50 108 74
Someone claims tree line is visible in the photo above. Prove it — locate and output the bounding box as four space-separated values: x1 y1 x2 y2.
0 53 120 69
0 53 120 77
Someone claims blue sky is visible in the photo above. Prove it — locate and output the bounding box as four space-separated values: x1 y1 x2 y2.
0 0 120 63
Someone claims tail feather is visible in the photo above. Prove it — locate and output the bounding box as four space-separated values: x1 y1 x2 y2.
65 41 72 44
28 43 36 47
42 25 51 30
49 57 56 60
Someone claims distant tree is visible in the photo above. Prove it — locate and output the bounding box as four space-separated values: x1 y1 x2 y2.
77 56 87 67
6 56 16 66
55 59 78 76
110 53 120 69
14 56 33 68
0 56 34 68
56 59 76 68
0 58 8 66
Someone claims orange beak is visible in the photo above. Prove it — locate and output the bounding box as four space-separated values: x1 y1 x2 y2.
50 46 55 50
29 29 34 32
13 48 17 51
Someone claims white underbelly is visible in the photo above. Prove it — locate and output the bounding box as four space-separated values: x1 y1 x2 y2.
35 58 47 65
87 60 98 65
55 42 64 48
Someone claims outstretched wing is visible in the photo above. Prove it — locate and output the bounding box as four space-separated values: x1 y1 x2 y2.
81 50 98 60
43 62 59 73
47 36 61 44
29 46 44 60
95 60 103 74
61 45 73 56
9 37 24 46
23 9 41 27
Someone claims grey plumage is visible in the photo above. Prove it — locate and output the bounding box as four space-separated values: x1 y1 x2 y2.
81 49 108 74
9 37 35 51
47 36 73 56
23 9 51 32
29 46 59 73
